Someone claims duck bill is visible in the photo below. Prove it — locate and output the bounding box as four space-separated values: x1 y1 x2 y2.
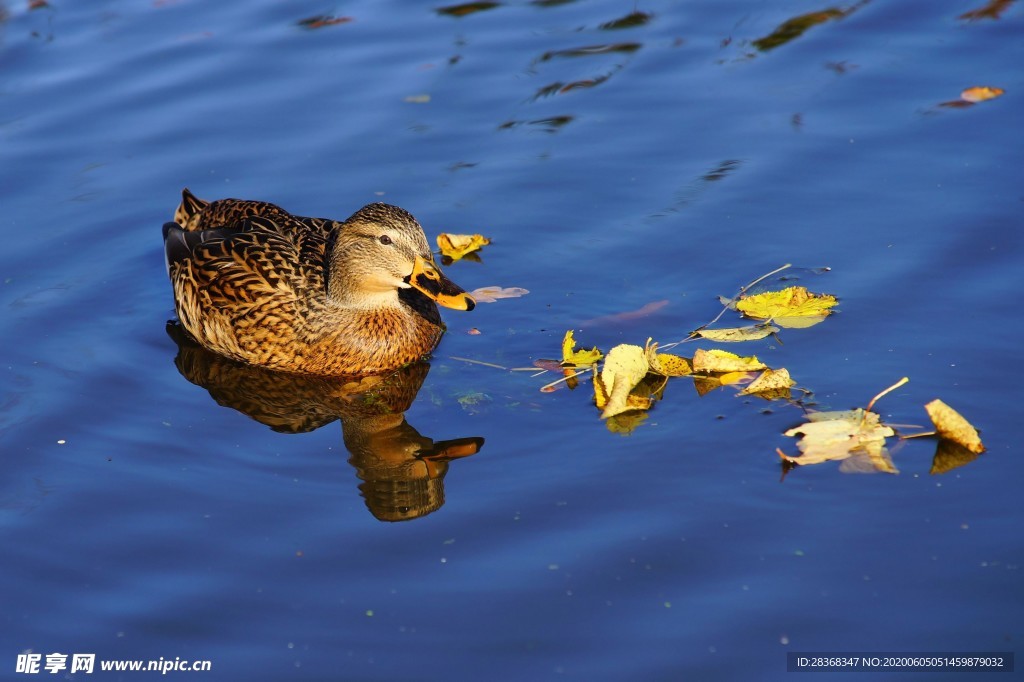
407 255 476 311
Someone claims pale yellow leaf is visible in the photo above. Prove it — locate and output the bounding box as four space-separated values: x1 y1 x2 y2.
924 399 984 454
781 408 896 472
772 315 828 329
738 368 795 397
598 344 650 419
469 286 528 303
696 325 779 342
692 348 767 373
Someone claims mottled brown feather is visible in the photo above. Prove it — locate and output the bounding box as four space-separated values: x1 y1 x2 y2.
165 189 463 375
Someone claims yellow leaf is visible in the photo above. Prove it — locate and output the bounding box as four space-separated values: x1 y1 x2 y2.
692 348 767 373
598 344 650 419
960 86 1004 103
771 315 828 329
643 339 692 376
735 286 838 321
738 368 795 398
437 233 490 261
696 325 779 342
562 330 603 367
924 399 984 454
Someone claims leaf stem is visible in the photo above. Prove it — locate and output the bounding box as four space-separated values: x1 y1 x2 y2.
686 263 792 341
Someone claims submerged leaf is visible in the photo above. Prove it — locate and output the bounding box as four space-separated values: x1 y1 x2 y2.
469 286 528 303
562 330 602 367
735 286 838 321
692 348 767 373
438 233 490 261
924 399 984 453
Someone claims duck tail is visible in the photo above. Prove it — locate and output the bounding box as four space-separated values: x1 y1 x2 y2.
174 188 209 228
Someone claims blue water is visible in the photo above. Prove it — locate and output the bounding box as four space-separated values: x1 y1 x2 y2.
2 0 1022 680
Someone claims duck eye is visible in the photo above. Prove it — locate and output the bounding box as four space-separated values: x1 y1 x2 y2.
378 234 393 246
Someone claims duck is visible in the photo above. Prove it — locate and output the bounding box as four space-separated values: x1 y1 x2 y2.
163 188 475 376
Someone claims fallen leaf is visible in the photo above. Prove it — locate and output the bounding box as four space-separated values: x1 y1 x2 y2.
780 408 897 472
561 330 602 367
469 286 528 303
692 348 767 373
960 86 1004 103
735 286 838 321
643 340 692 377
738 368 795 398
597 344 650 419
924 399 984 453
696 324 779 342
438 233 490 261
467 328 481 335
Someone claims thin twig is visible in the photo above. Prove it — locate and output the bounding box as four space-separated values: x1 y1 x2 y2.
448 356 508 370
685 263 793 341
539 369 589 392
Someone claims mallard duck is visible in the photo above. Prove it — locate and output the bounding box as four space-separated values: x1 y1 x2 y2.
163 189 475 375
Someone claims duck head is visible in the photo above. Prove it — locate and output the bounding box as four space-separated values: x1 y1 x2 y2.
328 203 475 311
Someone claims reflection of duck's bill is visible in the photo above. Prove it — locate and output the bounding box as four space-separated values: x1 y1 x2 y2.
407 255 476 311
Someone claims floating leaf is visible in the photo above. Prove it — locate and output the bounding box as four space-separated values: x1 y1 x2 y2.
469 286 528 303
692 348 767 373
735 286 838 321
960 86 1004 103
781 408 896 472
597 344 650 419
438 233 490 261
924 399 984 454
738 368 795 398
561 330 602 367
643 339 692 377
696 324 779 342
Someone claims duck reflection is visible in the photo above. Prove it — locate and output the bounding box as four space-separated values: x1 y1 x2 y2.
167 322 483 522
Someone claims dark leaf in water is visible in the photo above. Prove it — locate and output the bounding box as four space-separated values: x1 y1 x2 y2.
959 0 1016 21
297 15 353 29
751 8 847 52
599 11 653 30
538 43 642 61
437 2 501 17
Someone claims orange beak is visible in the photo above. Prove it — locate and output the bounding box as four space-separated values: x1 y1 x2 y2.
407 255 475 311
